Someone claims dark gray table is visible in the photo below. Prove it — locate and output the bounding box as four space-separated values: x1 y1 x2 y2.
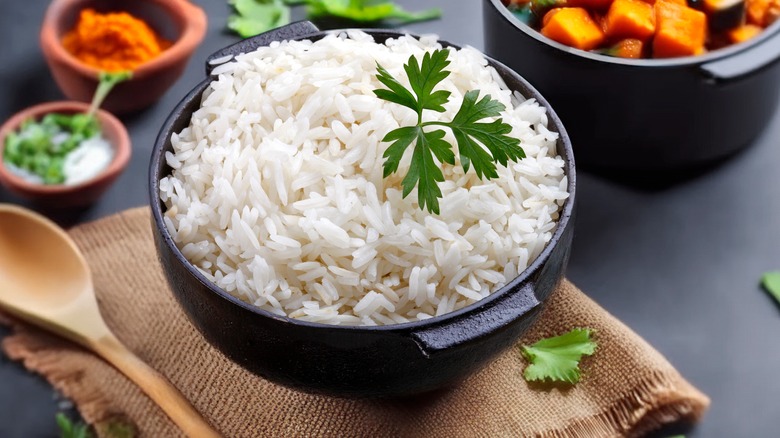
2 0 778 436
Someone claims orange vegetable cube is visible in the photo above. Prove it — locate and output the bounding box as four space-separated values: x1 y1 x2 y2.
653 1 708 58
541 8 607 50
747 0 780 25
613 38 646 57
569 0 615 10
605 0 656 40
638 0 686 6
727 24 763 42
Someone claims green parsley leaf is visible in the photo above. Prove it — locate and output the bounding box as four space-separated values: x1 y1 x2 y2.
521 328 597 384
445 90 526 176
374 64 419 113
56 413 92 438
761 271 780 304
403 49 452 114
374 49 525 214
228 0 290 38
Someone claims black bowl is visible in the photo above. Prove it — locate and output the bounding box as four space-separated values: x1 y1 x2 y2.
484 0 780 177
149 21 576 398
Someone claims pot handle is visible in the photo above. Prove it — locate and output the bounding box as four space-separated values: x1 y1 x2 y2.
699 27 780 84
410 282 540 356
205 21 321 75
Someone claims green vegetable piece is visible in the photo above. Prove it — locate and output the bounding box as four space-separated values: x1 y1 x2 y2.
228 0 291 38
373 49 524 214
56 413 92 438
521 328 597 384
762 271 780 305
511 3 537 26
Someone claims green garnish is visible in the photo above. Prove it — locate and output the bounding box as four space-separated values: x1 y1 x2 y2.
293 0 441 24
227 0 441 38
88 71 133 117
520 328 597 384
56 413 92 438
228 0 290 38
373 49 525 214
761 271 780 305
2 71 130 184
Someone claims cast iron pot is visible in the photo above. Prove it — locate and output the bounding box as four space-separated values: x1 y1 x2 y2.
149 21 576 398
484 0 780 175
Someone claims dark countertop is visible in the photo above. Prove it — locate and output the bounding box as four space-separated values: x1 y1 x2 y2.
1 0 778 436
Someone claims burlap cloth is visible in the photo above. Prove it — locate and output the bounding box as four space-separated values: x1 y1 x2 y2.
0 207 709 437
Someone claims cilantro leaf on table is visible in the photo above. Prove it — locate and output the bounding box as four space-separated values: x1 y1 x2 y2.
520 328 597 384
373 49 524 214
295 0 442 24
56 413 92 438
228 0 290 38
761 271 780 305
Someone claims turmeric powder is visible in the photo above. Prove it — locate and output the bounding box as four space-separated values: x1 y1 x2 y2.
62 9 171 72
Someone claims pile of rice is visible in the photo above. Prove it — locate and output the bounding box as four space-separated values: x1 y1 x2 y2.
160 31 569 326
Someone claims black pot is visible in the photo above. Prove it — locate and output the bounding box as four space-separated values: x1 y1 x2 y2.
149 21 576 398
484 0 780 175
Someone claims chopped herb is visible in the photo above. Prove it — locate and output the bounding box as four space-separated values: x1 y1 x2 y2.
2 71 130 184
373 49 525 214
56 413 92 438
761 271 780 305
521 328 597 384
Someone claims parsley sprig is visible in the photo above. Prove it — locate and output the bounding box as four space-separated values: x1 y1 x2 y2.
373 49 525 214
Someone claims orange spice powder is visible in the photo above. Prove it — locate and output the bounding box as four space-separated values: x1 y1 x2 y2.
62 9 172 72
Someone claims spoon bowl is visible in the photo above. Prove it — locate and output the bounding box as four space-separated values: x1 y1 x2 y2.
0 204 220 437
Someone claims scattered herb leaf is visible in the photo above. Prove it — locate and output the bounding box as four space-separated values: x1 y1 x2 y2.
761 271 780 305
227 0 441 38
374 49 524 214
295 0 441 24
521 328 597 384
56 413 92 438
228 0 290 38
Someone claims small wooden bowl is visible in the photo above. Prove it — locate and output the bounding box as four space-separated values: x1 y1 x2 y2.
40 0 207 114
0 101 131 208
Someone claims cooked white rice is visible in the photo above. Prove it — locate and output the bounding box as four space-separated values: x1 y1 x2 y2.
160 31 569 326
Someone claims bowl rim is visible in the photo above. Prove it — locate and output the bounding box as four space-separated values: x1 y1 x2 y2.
0 101 131 194
39 0 207 80
149 29 577 333
485 0 780 67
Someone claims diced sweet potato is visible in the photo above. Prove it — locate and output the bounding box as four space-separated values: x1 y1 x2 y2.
543 8 563 26
569 0 615 9
727 24 763 42
605 0 656 40
653 0 708 57
639 0 686 6
747 0 780 25
613 38 646 57
541 7 607 50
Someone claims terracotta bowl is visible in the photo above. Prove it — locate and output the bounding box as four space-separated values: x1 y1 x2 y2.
40 0 207 114
0 101 131 208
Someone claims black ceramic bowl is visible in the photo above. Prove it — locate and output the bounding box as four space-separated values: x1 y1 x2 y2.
484 0 780 175
149 21 576 398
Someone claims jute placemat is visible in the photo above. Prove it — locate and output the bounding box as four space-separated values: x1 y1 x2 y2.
0 207 709 437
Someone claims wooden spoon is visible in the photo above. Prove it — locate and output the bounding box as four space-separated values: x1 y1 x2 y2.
0 204 220 438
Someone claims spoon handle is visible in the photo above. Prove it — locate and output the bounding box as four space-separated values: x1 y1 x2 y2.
91 334 221 438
